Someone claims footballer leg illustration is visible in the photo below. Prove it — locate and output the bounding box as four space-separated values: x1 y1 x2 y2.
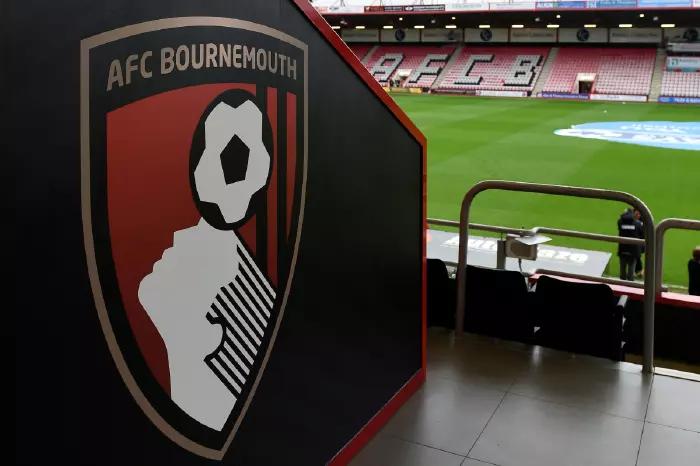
204 242 276 402
138 223 276 430
138 220 240 430
138 91 275 430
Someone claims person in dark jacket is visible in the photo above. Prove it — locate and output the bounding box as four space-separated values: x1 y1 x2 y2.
617 209 644 280
689 247 700 296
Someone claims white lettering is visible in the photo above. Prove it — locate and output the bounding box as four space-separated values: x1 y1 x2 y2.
140 51 153 79
125 54 138 85
106 59 123 91
206 43 218 68
175 45 189 71
161 47 175 75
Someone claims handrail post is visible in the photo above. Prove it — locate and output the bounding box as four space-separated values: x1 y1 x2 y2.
455 180 656 373
655 218 700 295
642 225 655 373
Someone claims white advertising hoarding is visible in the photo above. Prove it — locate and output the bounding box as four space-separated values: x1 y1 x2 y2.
510 28 557 43
609 28 662 44
464 28 509 43
490 1 537 9
667 56 700 71
421 28 464 43
341 28 379 43
476 90 528 97
380 28 421 43
558 28 608 43
590 94 647 102
446 2 488 11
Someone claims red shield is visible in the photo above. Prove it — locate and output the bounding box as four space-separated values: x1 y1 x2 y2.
81 19 307 458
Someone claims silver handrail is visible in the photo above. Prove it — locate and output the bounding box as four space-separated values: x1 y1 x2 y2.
454 181 656 373
655 218 700 295
427 218 645 245
530 269 646 289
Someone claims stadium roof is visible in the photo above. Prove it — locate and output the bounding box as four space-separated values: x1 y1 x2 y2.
312 0 700 29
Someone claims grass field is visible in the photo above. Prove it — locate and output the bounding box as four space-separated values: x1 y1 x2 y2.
393 94 699 288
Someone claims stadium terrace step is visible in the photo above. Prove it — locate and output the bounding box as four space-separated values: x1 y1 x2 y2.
348 44 375 65
649 48 667 102
532 47 558 97
431 43 463 91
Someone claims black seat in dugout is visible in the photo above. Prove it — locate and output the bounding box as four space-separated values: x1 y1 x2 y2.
533 275 627 361
427 258 453 328
464 265 535 343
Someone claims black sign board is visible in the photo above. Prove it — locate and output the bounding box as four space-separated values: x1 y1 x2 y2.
11 1 426 464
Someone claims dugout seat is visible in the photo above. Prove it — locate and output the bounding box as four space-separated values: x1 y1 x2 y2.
463 265 535 343
364 44 456 88
533 275 627 360
427 259 454 328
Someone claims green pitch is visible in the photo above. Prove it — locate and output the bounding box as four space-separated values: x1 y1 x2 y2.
393 94 699 289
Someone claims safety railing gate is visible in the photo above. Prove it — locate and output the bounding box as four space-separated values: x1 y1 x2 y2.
448 180 657 373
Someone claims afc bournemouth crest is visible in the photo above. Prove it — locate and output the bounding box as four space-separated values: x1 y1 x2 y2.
81 18 307 459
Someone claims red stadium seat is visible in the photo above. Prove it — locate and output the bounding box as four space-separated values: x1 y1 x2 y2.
542 47 655 96
661 69 700 98
348 44 372 62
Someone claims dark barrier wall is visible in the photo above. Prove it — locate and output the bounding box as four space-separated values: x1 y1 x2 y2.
624 299 700 365
11 1 425 464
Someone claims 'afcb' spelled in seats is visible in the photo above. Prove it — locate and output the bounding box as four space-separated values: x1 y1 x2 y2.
364 44 457 88
439 46 549 92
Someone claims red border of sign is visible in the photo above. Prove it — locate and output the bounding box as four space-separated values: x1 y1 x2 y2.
326 369 426 465
292 1 428 464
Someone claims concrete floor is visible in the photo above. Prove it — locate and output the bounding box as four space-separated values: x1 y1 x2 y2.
350 329 700 466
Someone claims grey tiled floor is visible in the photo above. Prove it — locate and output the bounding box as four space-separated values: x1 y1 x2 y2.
349 329 700 466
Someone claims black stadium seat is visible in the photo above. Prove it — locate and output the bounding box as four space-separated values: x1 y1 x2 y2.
533 275 627 360
464 265 535 343
427 259 453 328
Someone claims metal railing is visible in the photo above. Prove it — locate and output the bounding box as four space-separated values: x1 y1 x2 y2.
451 180 656 373
655 218 700 295
530 268 648 289
426 218 659 290
427 218 645 246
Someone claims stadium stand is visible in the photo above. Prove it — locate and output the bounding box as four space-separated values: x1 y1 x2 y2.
364 44 457 88
661 69 700 98
437 46 549 93
348 44 373 63
358 44 700 100
542 47 655 96
427 265 635 359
